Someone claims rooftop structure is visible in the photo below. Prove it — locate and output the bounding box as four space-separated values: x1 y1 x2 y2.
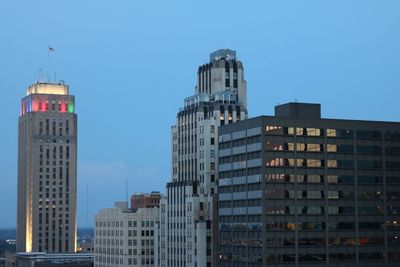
131 192 161 210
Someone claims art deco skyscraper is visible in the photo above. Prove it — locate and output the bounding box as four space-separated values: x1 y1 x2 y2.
156 49 248 267
17 82 77 253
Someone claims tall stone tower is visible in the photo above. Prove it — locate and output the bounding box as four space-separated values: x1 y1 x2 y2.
17 82 77 253
157 49 248 266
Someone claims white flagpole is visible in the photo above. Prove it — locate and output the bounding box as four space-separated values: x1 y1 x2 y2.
48 46 55 82
47 48 50 82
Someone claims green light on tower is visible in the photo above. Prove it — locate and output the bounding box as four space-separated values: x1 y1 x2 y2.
68 101 74 113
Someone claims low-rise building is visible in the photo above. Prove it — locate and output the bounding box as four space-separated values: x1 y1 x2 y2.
78 240 94 253
14 252 93 267
94 199 159 267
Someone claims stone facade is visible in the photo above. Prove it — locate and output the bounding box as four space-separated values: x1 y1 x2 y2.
94 202 159 267
17 82 77 253
157 49 248 267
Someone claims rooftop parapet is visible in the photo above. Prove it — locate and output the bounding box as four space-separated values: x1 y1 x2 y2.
209 49 236 61
27 82 69 96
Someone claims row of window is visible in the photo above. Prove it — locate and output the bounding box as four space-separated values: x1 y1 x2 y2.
220 252 396 264
264 174 400 184
265 158 400 169
96 220 154 228
263 206 399 215
263 252 388 263
38 198 68 206
220 142 400 157
221 237 391 248
95 247 154 256
219 131 400 156
39 118 71 134
96 229 154 238
220 219 399 229
219 188 397 201
39 217 69 225
260 189 399 200
95 256 154 265
264 127 400 141
38 239 69 253
264 143 400 155
218 204 399 216
40 145 71 160
263 221 387 231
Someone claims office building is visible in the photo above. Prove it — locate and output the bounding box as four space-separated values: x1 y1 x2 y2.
17 82 77 253
94 199 159 267
157 49 248 267
218 102 400 266
78 240 94 253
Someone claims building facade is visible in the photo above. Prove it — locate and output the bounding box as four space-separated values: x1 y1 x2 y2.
157 49 248 267
218 102 400 266
15 252 93 267
17 82 77 253
131 192 161 210
94 201 159 267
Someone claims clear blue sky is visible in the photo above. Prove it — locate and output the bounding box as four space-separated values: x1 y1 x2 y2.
0 1 399 228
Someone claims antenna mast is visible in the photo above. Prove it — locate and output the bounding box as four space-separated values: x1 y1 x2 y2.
125 178 128 204
38 68 43 82
86 185 89 229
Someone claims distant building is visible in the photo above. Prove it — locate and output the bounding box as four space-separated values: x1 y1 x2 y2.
131 192 161 210
4 252 16 267
14 252 93 267
94 199 159 267
218 102 400 266
17 82 77 253
158 49 248 267
77 240 94 253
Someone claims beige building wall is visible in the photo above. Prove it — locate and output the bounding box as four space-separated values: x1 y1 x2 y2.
158 49 248 267
17 82 77 253
94 202 159 267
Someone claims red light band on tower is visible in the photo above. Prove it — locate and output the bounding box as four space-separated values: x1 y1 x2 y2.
32 99 39 112
61 101 67 113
